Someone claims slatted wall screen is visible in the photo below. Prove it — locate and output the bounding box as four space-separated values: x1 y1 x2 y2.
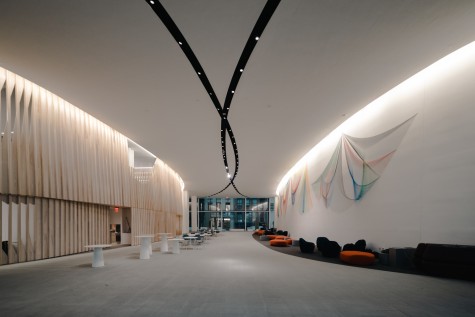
0 67 184 265
0 195 110 265
130 208 179 246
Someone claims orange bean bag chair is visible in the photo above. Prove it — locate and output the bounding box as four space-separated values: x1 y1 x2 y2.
340 251 375 266
270 239 289 247
266 235 288 240
254 229 265 236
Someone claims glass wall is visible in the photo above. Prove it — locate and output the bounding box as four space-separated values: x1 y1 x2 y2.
197 197 274 231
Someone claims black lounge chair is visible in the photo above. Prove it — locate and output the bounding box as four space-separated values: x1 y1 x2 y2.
299 238 315 253
316 237 341 257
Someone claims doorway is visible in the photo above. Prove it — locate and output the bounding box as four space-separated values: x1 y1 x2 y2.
223 217 231 231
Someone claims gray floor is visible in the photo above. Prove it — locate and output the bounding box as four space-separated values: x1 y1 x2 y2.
0 232 474 317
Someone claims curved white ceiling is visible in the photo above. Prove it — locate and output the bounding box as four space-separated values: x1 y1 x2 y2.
1 0 475 197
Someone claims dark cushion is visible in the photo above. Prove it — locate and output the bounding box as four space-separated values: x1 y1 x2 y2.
321 240 341 258
343 243 356 251
316 237 341 257
316 237 329 252
355 239 366 252
299 238 315 254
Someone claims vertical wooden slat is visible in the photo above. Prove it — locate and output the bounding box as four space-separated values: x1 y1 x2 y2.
79 203 83 250
32 85 42 197
0 71 5 195
61 200 66 256
58 100 67 200
83 203 87 252
53 199 59 257
35 198 43 260
19 198 26 262
16 77 26 196
78 203 82 253
8 196 13 264
65 103 74 201
43 198 49 259
0 195 4 265
72 201 77 253
6 73 14 195
50 95 58 199
88 204 92 246
24 81 34 197
93 205 96 244
47 198 54 258
40 89 50 198
27 197 34 261
65 201 69 255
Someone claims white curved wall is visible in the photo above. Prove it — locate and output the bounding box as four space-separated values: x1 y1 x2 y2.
275 42 475 250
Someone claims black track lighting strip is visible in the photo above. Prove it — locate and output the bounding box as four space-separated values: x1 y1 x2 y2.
222 0 280 117
146 0 280 197
146 0 222 115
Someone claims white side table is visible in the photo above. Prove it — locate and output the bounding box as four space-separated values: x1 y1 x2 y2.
168 238 184 254
157 233 171 253
84 244 112 268
183 236 198 249
136 235 154 259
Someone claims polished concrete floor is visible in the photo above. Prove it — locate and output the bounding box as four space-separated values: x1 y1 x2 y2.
0 231 474 317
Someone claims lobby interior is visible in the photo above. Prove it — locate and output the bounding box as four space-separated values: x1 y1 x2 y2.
1 1 475 316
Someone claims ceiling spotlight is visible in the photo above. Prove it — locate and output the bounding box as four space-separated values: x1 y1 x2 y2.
227 173 231 178
255 36 259 40
150 1 155 4
239 69 243 72
231 90 235 94
198 72 201 75
178 41 182 45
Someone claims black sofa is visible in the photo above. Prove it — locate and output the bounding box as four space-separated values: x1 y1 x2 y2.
413 243 475 279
